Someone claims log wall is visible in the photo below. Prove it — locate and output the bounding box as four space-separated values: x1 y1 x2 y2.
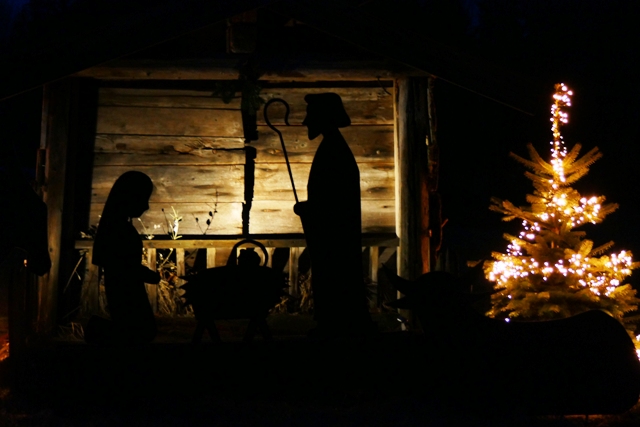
90 84 396 235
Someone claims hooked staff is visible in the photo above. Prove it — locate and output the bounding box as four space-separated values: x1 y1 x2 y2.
263 98 298 203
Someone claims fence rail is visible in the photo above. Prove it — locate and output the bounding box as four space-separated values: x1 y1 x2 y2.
75 233 398 316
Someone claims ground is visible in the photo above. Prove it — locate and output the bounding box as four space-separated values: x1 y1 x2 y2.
1 314 639 426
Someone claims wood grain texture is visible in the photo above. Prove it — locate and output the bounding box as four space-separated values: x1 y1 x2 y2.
93 126 392 165
99 88 242 109
96 106 243 136
90 85 396 235
91 165 245 203
248 200 395 234
259 87 393 125
95 134 245 154
89 202 243 236
91 163 394 204
253 126 393 163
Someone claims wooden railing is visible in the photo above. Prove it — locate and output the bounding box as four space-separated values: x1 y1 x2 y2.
75 233 399 315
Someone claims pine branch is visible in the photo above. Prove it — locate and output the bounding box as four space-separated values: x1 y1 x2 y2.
563 143 583 166
510 151 552 175
566 146 602 173
589 241 615 256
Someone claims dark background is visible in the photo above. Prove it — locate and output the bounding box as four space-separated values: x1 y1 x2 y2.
1 0 639 282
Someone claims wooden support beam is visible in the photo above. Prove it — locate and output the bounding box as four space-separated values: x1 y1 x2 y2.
206 248 217 268
369 246 379 309
394 77 431 281
146 248 157 313
288 247 301 297
80 249 100 316
176 248 185 277
266 248 275 268
38 80 72 334
74 58 414 81
75 233 399 250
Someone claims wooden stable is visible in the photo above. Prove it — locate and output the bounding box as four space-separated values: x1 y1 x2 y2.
18 2 534 334
37 71 434 327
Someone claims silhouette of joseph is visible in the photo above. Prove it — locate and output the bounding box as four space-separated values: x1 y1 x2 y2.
294 93 375 338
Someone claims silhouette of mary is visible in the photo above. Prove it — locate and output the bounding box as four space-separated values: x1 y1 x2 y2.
86 171 160 345
294 93 374 338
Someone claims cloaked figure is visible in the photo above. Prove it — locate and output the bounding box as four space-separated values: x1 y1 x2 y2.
85 171 160 345
294 93 374 338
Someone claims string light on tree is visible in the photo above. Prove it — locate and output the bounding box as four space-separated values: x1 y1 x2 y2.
484 84 640 335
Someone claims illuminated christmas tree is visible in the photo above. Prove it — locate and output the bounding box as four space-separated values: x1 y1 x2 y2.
484 84 640 329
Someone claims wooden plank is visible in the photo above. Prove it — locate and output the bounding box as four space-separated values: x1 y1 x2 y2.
259 87 393 125
90 165 245 203
94 134 245 154
80 249 100 316
90 163 393 203
146 248 157 313
75 233 399 250
395 78 431 282
93 126 393 164
265 247 275 268
38 80 72 333
89 202 243 236
253 126 393 164
206 248 216 268
248 200 395 234
94 151 245 167
99 88 242 109
288 247 301 297
253 163 395 201
369 246 379 309
176 248 185 276
75 59 409 81
96 106 243 136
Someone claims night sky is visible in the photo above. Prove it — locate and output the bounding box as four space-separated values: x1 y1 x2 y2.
1 0 639 281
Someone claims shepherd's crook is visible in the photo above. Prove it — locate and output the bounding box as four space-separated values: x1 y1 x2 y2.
264 98 298 203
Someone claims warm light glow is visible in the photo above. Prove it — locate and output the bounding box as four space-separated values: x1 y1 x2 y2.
0 334 8 362
486 84 639 354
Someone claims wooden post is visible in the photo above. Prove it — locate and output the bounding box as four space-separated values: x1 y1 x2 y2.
266 247 275 268
394 77 431 281
288 247 301 297
146 248 157 312
369 246 379 309
175 248 185 277
37 80 72 334
80 248 100 315
206 248 217 268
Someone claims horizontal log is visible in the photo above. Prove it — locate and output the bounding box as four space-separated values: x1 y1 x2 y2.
87 197 395 237
75 232 400 250
253 162 394 201
75 58 413 81
99 87 242 109
91 163 394 203
253 126 393 163
94 150 246 167
91 165 245 203
258 87 393 125
96 106 243 136
249 200 396 234
95 134 244 154
98 87 392 113
89 202 243 236
93 126 393 165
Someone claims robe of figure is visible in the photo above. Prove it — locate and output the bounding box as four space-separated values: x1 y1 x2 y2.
87 171 159 345
295 93 373 337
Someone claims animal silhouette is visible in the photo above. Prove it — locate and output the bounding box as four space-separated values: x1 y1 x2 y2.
385 267 640 415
